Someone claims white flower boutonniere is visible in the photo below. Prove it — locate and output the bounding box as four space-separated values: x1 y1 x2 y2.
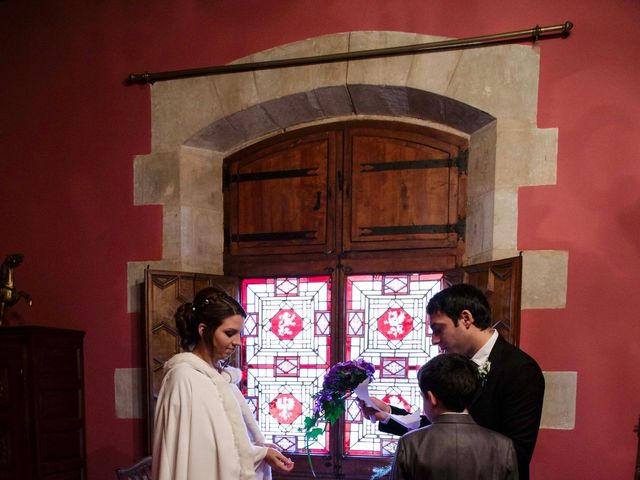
478 360 491 386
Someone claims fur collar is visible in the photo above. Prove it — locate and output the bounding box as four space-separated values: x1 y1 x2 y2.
164 353 258 480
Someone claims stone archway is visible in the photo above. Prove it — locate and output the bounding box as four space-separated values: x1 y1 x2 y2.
129 31 567 314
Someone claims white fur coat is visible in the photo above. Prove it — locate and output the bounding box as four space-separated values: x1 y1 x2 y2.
152 353 271 480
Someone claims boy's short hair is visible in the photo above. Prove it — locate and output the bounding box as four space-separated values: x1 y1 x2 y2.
417 353 481 412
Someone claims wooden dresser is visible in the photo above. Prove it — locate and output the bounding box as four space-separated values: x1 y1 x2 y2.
0 326 86 480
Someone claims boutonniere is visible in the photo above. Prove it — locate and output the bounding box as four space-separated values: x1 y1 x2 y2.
478 360 491 386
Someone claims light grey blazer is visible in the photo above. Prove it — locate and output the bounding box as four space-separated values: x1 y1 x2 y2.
391 413 518 480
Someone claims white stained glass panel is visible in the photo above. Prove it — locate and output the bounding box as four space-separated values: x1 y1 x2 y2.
344 273 442 456
242 276 331 454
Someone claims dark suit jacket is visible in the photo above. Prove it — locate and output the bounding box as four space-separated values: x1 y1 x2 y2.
391 413 518 480
382 335 544 480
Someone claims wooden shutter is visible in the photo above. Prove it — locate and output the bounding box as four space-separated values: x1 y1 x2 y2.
144 269 238 450
344 126 467 253
225 130 338 255
224 121 470 277
443 255 522 346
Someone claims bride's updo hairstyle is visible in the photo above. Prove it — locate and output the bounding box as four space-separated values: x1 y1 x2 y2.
175 286 246 351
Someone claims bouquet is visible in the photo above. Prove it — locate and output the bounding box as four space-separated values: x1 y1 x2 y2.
303 358 376 440
302 358 375 475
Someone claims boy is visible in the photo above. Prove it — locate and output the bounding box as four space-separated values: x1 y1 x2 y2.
390 353 518 480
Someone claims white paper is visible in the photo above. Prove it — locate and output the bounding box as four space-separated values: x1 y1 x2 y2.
354 378 422 430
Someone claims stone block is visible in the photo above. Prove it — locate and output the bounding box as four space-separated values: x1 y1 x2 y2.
446 44 540 122
212 69 259 116
314 85 356 117
179 147 223 207
492 188 518 252
540 371 577 429
348 84 493 133
347 31 418 85
225 105 281 144
496 122 558 188
162 205 183 261
428 91 494 134
133 151 180 206
114 368 144 419
261 91 326 127
185 116 246 152
251 33 349 99
522 250 569 309
348 84 408 116
466 190 494 262
406 35 464 95
178 206 223 269
151 77 220 149
468 122 497 197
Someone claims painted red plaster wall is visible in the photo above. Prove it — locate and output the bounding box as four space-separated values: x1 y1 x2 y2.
1 1 638 479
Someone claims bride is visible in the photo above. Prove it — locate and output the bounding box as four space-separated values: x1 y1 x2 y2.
152 287 294 480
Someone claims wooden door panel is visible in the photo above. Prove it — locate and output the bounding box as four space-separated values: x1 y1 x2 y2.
344 127 467 253
144 269 238 449
444 256 522 346
226 131 338 255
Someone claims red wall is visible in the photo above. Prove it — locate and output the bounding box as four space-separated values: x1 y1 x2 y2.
1 1 638 478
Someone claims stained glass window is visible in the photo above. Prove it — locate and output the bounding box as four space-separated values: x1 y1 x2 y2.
344 273 442 456
242 276 331 454
241 272 442 458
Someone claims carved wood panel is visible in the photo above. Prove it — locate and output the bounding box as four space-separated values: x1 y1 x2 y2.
443 256 522 346
144 269 238 449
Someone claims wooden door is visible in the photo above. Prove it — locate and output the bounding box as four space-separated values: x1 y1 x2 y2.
443 255 522 346
144 269 238 449
225 130 339 255
343 126 467 253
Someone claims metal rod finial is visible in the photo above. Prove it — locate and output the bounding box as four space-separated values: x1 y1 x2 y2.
126 72 153 86
563 21 574 34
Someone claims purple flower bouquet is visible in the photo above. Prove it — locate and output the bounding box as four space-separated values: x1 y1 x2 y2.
303 358 376 441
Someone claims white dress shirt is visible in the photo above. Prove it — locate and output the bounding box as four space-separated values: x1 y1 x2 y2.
471 329 498 366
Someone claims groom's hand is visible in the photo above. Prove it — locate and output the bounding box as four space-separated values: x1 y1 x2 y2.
358 397 391 422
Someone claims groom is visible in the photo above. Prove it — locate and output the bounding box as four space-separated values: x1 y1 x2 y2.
364 284 544 480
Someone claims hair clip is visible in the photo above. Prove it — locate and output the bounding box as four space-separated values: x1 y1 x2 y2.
192 298 212 311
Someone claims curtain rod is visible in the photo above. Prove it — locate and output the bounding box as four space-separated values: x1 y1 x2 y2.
126 21 573 85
